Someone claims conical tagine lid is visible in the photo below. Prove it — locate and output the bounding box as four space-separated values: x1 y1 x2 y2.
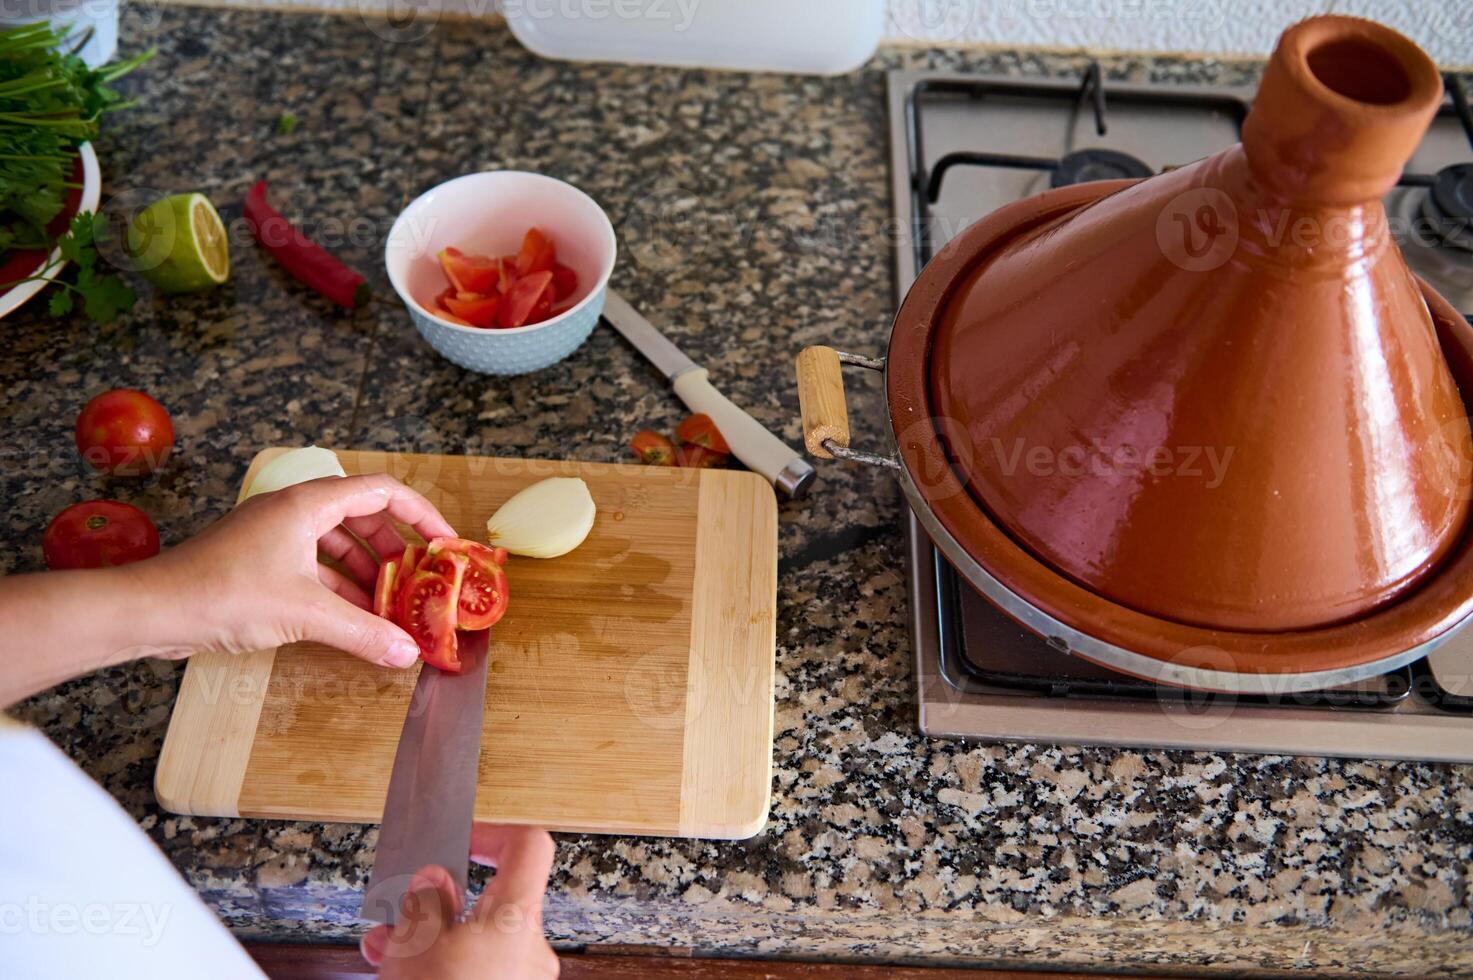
929 15 1473 632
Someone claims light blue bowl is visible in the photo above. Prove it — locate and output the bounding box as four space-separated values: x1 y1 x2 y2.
405 283 607 375
386 171 618 376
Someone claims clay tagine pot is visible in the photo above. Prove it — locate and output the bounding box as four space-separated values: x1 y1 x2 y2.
926 15 1472 633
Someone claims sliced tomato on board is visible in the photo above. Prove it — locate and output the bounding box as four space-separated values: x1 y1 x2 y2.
550 263 578 302
438 247 500 293
498 270 554 328
630 429 676 465
397 554 467 672
373 558 399 619
676 413 731 454
427 537 510 630
515 227 556 276
674 444 729 468
443 291 501 328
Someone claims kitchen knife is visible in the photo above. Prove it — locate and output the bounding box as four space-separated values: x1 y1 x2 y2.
601 289 817 499
362 629 490 925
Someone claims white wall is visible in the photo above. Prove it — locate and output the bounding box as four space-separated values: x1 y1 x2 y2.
885 0 1470 66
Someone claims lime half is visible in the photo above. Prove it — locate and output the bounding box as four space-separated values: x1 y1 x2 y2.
127 193 230 293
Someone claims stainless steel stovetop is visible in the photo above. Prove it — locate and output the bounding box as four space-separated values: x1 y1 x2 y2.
886 67 1473 761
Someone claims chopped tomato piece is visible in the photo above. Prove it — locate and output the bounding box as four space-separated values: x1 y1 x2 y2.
676 413 731 454
443 291 502 328
550 263 578 302
497 256 517 289
498 270 554 328
675 444 729 468
438 246 500 293
515 227 556 276
426 537 510 631
398 553 467 672
528 287 553 326
630 429 676 465
373 559 399 619
395 543 423 607
431 288 474 325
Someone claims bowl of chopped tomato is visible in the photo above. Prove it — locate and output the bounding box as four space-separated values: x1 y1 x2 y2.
385 171 617 375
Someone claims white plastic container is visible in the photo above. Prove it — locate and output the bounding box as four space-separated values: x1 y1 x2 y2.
1 0 118 67
504 0 884 75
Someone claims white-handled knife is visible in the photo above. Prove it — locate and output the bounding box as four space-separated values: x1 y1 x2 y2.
602 290 816 499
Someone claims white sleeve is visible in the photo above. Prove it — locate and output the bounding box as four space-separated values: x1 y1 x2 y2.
0 721 267 979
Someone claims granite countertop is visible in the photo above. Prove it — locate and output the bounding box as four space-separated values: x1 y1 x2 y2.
5 5 1472 975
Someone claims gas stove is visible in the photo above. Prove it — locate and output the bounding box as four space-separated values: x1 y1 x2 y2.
887 67 1473 761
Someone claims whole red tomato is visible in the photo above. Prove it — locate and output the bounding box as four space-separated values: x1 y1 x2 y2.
75 388 174 476
43 500 160 570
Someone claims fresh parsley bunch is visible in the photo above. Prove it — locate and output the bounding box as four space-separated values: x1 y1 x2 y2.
0 22 152 321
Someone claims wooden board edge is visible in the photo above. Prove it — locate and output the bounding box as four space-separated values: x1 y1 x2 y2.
154 449 287 817
678 470 779 839
155 649 277 816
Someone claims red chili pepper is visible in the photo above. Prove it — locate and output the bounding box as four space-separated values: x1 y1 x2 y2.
242 180 370 309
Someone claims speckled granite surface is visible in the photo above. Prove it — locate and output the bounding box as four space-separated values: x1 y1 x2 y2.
5 5 1472 975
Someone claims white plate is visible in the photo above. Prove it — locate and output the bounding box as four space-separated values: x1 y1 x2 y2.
0 141 102 320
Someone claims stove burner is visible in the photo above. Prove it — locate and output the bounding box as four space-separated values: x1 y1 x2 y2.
1049 148 1153 188
1421 163 1473 252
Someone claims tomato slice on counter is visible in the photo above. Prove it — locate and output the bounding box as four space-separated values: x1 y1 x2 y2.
674 444 729 468
397 554 467 672
373 558 399 619
630 429 676 465
427 537 510 631
675 413 730 454
515 227 556 276
498 270 554 328
443 291 502 328
550 263 578 302
438 247 500 294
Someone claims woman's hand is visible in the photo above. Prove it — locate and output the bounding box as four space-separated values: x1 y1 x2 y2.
360 825 559 979
144 474 457 667
1 474 458 705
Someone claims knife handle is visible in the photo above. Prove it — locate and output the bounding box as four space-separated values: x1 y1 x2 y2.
672 368 815 498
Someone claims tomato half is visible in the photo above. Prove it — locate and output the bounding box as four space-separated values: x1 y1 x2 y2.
75 388 174 476
676 413 731 454
443 291 501 328
373 558 399 619
394 543 423 607
674 444 729 468
515 227 556 276
426 537 509 631
630 430 676 465
498 271 554 328
43 500 160 570
438 247 500 293
396 554 466 672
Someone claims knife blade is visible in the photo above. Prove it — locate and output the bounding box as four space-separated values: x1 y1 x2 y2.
362 629 490 924
601 289 816 499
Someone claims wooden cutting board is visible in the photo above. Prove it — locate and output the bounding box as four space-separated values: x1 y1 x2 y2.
156 448 778 839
